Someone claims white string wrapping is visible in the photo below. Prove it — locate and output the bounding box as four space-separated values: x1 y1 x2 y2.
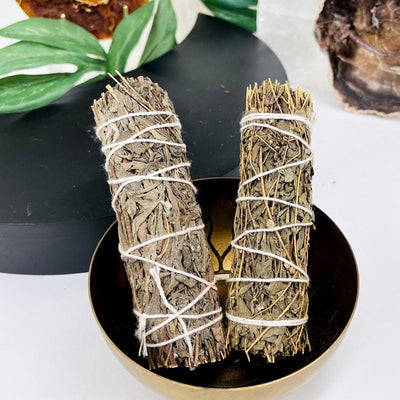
237 158 312 193
240 112 313 129
108 162 197 210
226 313 308 328
98 110 222 360
95 111 176 136
227 112 313 329
236 196 313 216
96 111 184 172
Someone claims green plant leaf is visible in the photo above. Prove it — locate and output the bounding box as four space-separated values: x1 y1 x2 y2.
0 41 105 77
107 1 155 74
139 0 177 65
0 18 106 60
201 0 257 32
0 69 103 114
203 0 257 8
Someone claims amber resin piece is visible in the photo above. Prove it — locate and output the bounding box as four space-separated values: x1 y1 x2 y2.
315 0 400 116
17 0 148 39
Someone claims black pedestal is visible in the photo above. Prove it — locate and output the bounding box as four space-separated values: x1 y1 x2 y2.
0 15 286 274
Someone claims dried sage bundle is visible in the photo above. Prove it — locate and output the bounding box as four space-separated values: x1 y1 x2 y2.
92 76 226 369
226 80 313 362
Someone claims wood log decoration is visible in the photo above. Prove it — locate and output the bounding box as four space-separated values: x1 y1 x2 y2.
315 0 400 116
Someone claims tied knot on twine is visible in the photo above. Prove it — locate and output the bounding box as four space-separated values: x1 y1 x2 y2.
226 112 313 329
135 311 148 357
95 110 184 173
97 110 222 363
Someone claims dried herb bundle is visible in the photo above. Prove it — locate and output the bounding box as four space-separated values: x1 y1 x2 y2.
226 80 313 362
92 76 226 369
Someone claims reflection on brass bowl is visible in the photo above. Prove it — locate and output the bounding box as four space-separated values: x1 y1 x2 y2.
88 177 359 400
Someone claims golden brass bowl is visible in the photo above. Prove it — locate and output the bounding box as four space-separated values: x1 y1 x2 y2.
88 177 359 399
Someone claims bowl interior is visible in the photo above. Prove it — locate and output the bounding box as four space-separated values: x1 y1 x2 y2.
89 177 358 388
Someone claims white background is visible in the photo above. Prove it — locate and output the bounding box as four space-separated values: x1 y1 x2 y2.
1 0 400 399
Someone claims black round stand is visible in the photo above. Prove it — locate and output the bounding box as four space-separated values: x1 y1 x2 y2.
0 15 286 274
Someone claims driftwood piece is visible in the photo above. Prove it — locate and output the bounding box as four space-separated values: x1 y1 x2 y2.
315 0 400 116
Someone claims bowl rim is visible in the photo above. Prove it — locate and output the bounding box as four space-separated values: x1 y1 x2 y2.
88 177 360 392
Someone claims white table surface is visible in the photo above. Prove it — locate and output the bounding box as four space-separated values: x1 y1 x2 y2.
1 1 400 399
